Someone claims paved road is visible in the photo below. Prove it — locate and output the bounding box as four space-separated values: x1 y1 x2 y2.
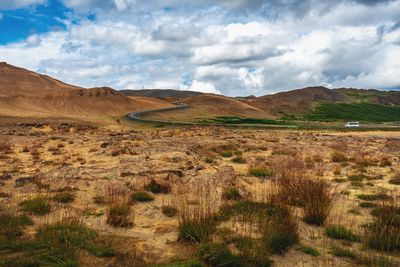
127 104 193 125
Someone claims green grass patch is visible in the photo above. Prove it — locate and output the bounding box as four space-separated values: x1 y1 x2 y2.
0 212 33 241
130 192 154 202
298 245 320 257
53 192 75 203
20 197 51 216
330 245 357 259
220 150 233 157
0 220 116 266
231 156 246 164
248 167 272 178
325 225 360 242
303 103 400 122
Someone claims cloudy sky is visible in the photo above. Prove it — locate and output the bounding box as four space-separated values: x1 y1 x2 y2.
0 0 399 96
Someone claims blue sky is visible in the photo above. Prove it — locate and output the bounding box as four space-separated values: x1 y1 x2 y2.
0 0 399 96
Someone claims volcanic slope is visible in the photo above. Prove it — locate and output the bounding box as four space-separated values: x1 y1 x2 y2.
0 63 173 117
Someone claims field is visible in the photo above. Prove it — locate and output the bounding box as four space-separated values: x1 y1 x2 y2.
0 118 399 267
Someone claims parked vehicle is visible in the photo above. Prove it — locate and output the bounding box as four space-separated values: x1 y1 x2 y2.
345 122 360 128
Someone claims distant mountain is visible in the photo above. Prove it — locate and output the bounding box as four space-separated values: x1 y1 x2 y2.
120 89 203 100
0 63 173 117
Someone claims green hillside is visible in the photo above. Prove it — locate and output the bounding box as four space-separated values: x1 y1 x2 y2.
303 103 400 122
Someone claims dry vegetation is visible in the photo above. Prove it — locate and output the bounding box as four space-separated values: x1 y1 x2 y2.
0 120 399 266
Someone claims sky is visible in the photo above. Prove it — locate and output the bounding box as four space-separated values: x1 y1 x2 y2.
0 0 399 96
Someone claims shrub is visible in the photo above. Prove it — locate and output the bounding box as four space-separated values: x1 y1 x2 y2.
365 203 400 251
145 179 170 194
179 217 215 243
248 167 272 178
220 150 233 158
198 243 239 266
261 215 298 254
325 225 360 242
106 203 133 227
331 151 347 163
298 245 320 257
162 205 178 217
178 199 216 243
231 156 246 164
219 200 298 254
130 192 154 202
302 179 336 226
20 197 51 216
53 192 75 203
222 188 242 201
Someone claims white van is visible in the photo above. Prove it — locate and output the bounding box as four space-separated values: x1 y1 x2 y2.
345 122 360 128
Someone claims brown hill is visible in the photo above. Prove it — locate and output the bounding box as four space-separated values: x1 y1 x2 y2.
0 63 173 117
245 86 343 115
144 93 272 122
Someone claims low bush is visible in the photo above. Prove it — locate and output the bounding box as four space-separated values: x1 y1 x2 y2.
331 151 347 163
365 203 400 251
222 188 242 201
220 150 233 158
53 192 75 203
130 192 154 202
198 243 239 266
145 179 171 194
20 197 51 216
179 217 215 243
261 215 298 254
302 179 336 226
106 203 133 227
325 225 360 242
231 156 246 164
1 220 115 266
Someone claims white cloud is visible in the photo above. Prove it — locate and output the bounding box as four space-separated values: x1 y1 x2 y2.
183 80 220 94
0 0 46 10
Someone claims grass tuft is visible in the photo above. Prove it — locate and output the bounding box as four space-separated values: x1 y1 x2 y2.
20 197 51 216
106 203 133 227
325 225 360 242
